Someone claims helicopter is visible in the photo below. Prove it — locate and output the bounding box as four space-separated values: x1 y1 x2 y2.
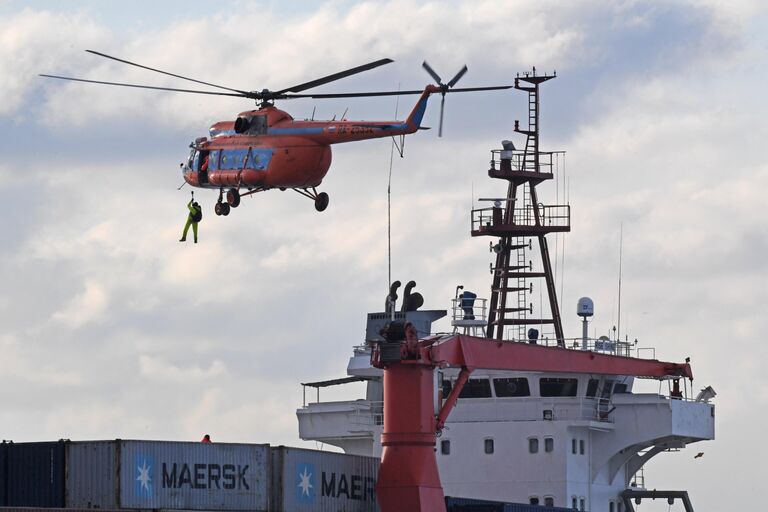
41 51 512 214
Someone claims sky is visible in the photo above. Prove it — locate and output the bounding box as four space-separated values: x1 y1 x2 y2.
1 0 766 509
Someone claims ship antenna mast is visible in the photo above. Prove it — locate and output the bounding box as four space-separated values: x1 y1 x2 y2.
470 68 569 344
617 221 623 342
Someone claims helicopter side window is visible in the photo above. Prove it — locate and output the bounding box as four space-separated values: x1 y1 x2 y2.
220 149 249 170
209 150 219 170
247 148 271 171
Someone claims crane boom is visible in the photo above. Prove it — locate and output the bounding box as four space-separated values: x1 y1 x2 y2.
371 324 694 512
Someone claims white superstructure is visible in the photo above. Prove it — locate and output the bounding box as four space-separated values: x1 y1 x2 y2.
297 303 715 511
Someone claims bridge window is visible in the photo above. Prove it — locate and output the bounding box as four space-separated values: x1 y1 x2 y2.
540 378 578 397
601 380 615 400
458 379 492 399
528 437 539 454
484 438 494 454
544 496 554 507
572 439 577 454
586 378 599 397
544 437 554 453
442 379 452 397
580 497 586 511
579 440 585 455
610 501 615 512
529 497 540 505
440 440 450 455
494 377 531 397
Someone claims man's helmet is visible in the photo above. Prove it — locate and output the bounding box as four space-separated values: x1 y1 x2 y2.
193 202 200 207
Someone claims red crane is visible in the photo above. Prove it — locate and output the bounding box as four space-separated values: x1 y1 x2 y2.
370 322 693 512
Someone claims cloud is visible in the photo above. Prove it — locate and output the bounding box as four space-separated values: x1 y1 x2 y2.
1 2 767 509
52 279 109 328
0 7 108 116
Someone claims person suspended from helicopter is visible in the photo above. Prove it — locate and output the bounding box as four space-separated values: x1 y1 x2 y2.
179 191 202 243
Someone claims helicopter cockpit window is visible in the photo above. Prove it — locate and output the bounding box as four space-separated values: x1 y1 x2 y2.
248 115 268 135
188 149 197 169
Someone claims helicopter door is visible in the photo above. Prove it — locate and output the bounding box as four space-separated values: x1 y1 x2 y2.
197 150 210 184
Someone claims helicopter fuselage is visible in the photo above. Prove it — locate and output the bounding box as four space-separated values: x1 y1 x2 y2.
181 86 435 192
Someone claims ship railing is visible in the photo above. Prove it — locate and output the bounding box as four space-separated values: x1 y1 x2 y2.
471 204 571 231
503 336 655 359
502 396 615 423
449 396 615 423
451 297 488 325
298 399 383 427
347 400 384 426
489 149 565 174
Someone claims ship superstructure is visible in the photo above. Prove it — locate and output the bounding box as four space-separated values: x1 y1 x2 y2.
296 71 715 512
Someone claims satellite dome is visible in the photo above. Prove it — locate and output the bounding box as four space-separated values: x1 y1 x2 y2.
577 297 594 317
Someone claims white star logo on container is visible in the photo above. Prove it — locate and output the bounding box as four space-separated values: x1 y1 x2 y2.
136 459 152 492
298 467 313 496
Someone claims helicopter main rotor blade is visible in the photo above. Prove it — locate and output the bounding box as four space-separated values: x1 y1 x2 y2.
86 50 251 95
447 65 468 88
274 58 394 95
39 74 248 97
285 84 512 99
422 61 442 85
286 89 426 99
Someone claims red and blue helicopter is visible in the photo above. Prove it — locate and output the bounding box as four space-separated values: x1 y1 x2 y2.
42 51 511 214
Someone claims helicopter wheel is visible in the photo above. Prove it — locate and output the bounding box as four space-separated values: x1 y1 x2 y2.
314 192 329 212
226 188 241 208
214 202 231 216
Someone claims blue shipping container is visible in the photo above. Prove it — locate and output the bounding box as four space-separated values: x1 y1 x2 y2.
5 441 65 507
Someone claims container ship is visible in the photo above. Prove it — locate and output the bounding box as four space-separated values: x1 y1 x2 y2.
0 70 715 512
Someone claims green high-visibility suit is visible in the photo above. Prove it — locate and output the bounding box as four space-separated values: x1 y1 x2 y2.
180 200 202 243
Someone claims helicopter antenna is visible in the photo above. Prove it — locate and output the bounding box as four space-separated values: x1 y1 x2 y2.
387 84 401 291
311 106 316 121
341 107 349 121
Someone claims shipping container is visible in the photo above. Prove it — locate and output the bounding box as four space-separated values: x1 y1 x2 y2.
66 440 269 511
271 446 379 512
0 442 6 506
445 496 575 512
4 441 65 507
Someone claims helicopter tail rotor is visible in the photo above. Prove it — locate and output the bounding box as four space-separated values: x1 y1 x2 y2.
422 61 468 137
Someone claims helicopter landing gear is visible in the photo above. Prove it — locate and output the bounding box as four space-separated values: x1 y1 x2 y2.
226 188 241 208
293 187 330 212
214 187 230 216
314 192 329 212
215 201 230 216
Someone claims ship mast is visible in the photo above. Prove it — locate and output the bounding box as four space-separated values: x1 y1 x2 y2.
471 69 569 344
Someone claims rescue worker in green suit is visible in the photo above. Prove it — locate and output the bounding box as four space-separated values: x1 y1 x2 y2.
180 192 202 243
